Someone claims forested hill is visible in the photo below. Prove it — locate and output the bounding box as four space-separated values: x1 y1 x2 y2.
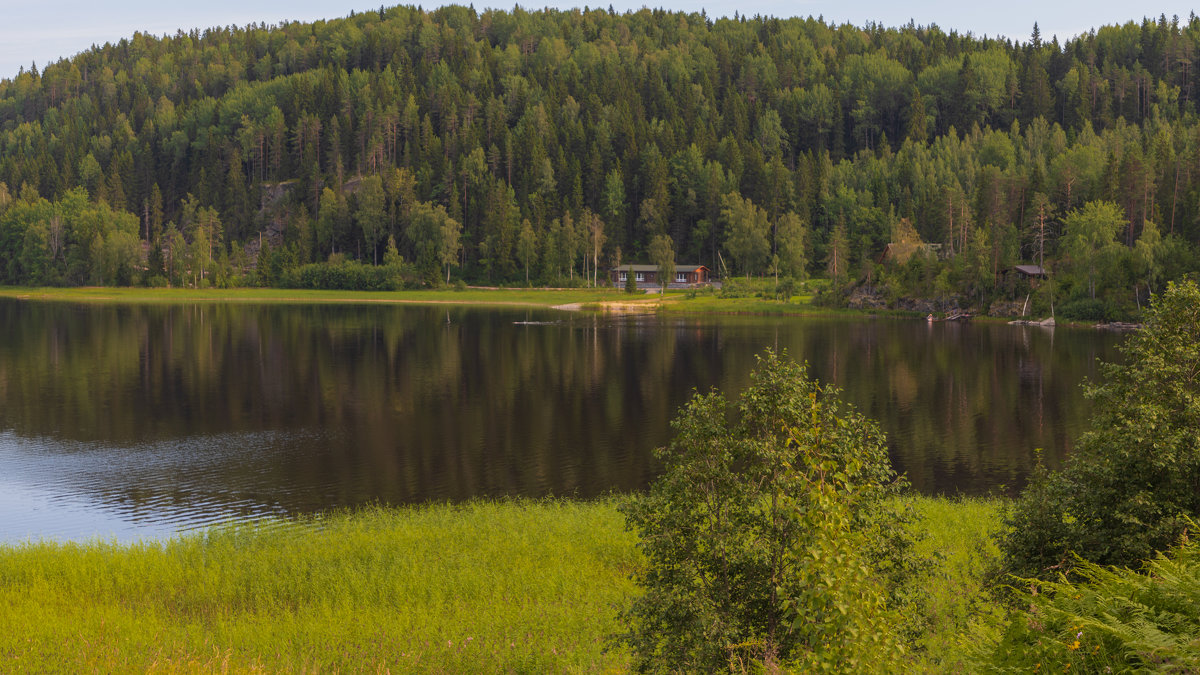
1 6 1199 312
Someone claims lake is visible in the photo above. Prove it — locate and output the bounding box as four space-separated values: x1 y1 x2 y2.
0 299 1123 542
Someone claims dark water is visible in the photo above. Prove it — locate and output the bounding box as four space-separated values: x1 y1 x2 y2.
0 299 1123 542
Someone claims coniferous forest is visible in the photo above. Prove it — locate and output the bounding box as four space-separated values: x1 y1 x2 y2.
2 6 1200 316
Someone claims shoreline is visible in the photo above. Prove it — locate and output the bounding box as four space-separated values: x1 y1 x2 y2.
0 286 1133 329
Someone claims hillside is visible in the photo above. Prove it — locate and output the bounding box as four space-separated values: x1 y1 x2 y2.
1 6 1198 313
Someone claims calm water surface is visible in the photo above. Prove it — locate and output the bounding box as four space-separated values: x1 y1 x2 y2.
0 299 1123 542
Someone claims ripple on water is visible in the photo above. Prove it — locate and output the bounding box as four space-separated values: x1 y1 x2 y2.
0 429 327 544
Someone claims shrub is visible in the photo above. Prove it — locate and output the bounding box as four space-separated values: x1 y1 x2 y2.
718 276 750 297
280 260 415 291
619 351 913 673
1001 281 1200 578
1055 297 1108 321
811 284 849 307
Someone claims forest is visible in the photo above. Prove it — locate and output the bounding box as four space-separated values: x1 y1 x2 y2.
2 6 1200 317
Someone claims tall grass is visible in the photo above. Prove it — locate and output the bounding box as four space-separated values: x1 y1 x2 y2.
0 496 1012 672
0 500 639 673
904 496 1008 672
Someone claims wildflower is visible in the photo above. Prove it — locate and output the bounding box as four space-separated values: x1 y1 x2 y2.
1068 640 1080 651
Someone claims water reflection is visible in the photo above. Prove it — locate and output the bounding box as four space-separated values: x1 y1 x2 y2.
0 299 1122 542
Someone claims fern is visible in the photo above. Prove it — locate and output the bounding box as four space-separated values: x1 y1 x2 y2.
978 541 1200 673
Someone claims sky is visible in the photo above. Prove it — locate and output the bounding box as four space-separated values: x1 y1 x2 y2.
2 1 1197 81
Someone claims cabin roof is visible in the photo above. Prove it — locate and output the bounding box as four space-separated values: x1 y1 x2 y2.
611 264 707 272
1011 264 1047 277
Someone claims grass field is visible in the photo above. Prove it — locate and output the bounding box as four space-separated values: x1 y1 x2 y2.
0 284 946 324
0 286 638 308
0 496 1004 673
0 285 874 320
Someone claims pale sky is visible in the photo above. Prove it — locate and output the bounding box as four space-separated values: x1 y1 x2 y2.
2 1 1196 81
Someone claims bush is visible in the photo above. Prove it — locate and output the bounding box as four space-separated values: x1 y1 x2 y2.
718 277 777 299
1001 281 1200 578
811 284 849 307
718 276 751 297
619 351 913 673
1056 296 1135 322
775 276 797 301
280 260 415 291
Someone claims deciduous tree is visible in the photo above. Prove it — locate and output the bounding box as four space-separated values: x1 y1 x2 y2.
1002 281 1200 576
620 351 912 673
648 233 674 293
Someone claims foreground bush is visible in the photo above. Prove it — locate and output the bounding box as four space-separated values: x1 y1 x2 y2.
1002 281 1200 577
620 351 914 673
979 540 1200 673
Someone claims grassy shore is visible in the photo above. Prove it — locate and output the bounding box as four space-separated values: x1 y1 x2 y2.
0 285 892 320
0 496 1003 673
0 286 637 308
0 285 1084 326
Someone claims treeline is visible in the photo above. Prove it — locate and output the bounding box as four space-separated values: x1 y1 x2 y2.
2 6 1200 307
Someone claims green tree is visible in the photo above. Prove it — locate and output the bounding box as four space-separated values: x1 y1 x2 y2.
1001 281 1200 577
1132 219 1165 303
406 201 461 284
163 222 187 287
516 218 538 285
601 168 626 250
720 192 770 279
648 233 674 294
775 211 808 279
1061 200 1125 300
316 187 347 258
356 175 386 264
584 208 605 288
825 221 851 289
620 351 910 673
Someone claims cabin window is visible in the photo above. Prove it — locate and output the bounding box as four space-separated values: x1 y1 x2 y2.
635 272 645 282
675 273 687 283
618 272 627 282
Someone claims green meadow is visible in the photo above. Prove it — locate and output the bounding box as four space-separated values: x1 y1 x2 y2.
0 284 876 320
0 286 633 308
0 497 1003 673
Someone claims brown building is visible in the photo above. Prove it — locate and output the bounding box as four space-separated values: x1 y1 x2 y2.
611 264 710 287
